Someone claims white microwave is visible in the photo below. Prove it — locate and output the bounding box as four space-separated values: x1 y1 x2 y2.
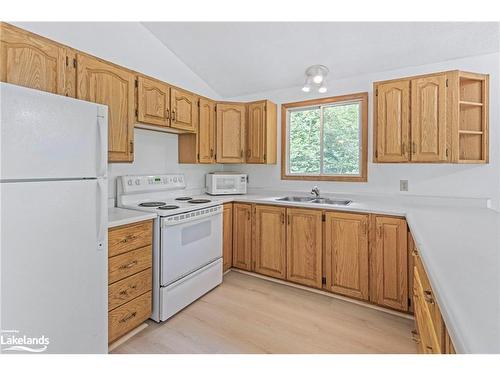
205 172 247 195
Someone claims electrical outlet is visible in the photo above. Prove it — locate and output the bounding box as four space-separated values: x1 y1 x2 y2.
400 180 408 192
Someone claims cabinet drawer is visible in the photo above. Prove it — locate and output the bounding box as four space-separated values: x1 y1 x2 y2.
108 291 151 343
108 220 152 258
108 268 152 311
413 251 445 349
108 246 152 284
414 267 442 353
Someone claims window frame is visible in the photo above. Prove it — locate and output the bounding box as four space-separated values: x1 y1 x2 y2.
281 92 368 182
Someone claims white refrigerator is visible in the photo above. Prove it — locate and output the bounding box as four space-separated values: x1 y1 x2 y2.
0 83 108 353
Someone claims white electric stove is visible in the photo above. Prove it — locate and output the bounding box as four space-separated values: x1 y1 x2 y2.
117 174 223 322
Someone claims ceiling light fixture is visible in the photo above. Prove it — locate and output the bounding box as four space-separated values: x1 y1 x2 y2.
302 65 329 94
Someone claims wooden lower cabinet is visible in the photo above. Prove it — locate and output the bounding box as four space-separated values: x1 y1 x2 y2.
227 204 415 315
232 203 253 270
286 208 322 288
253 205 286 279
108 220 153 344
222 203 233 272
369 215 408 311
324 212 369 300
412 247 456 354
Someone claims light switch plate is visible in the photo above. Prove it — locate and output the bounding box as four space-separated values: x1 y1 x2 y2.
400 180 408 192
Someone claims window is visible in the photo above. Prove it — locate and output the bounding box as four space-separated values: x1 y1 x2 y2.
281 93 368 182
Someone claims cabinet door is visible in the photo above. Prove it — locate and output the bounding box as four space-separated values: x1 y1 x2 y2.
222 203 233 272
232 203 252 271
76 54 135 162
370 216 408 311
324 212 369 300
216 103 246 163
137 76 170 127
170 87 197 132
375 80 410 162
253 205 286 279
247 101 266 163
198 98 216 163
286 208 322 288
411 74 447 162
0 23 75 97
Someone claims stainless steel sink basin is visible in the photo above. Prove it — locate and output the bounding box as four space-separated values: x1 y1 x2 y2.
275 196 352 206
310 198 352 206
275 196 314 202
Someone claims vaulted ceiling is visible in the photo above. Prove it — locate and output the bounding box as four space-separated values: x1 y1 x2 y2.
143 22 500 98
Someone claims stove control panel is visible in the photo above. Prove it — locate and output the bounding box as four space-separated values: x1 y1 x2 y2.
120 174 186 193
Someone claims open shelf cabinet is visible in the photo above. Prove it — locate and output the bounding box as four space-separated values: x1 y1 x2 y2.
455 72 489 163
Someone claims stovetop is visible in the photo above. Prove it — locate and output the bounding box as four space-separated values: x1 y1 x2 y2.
119 194 224 217
117 174 225 217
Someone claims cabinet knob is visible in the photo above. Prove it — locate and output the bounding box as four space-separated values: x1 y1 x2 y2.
424 290 434 304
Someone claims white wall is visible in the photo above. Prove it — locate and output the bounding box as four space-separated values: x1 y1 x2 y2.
224 53 500 210
13 22 223 200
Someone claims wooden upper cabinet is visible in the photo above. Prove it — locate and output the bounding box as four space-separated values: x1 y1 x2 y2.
222 203 233 272
253 205 286 279
137 75 170 127
246 100 277 164
170 87 197 132
76 53 135 162
370 215 408 311
411 74 448 162
286 208 322 288
0 22 75 97
232 203 253 271
374 70 489 164
216 103 246 163
198 98 216 163
324 212 369 300
375 80 410 162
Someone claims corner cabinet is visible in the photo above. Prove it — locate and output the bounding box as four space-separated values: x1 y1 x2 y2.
76 53 135 162
198 98 217 163
137 75 170 128
222 203 233 272
0 22 76 97
246 100 277 164
324 212 369 300
374 70 489 164
216 103 246 163
232 203 253 270
170 88 197 132
369 215 408 311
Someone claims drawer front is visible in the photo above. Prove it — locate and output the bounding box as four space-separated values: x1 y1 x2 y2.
108 268 152 311
108 220 152 258
414 267 442 353
414 252 445 349
109 246 152 284
108 291 151 343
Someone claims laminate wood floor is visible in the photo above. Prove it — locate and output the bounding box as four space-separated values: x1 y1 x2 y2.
112 271 417 354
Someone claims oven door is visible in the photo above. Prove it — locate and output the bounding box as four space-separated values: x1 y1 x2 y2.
160 206 222 286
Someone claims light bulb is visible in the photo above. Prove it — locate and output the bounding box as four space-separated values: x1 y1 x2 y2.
302 85 311 93
313 75 323 84
318 85 327 93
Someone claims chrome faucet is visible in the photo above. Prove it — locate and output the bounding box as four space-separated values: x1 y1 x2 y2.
311 186 320 198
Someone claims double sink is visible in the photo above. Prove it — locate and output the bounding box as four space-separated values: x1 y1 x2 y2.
276 196 352 206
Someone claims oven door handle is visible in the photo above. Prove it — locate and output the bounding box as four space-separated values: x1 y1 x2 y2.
161 206 223 227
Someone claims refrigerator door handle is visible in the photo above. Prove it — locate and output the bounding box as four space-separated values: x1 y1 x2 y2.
96 178 107 251
97 114 108 177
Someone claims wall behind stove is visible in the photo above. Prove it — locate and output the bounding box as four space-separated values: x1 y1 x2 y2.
13 22 223 201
